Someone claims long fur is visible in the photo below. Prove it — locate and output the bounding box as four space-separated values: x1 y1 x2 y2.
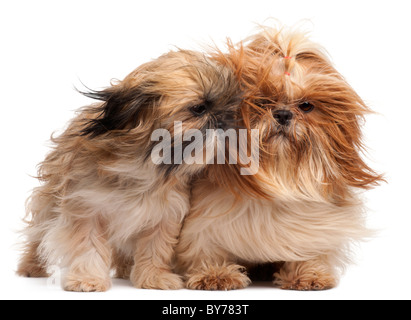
17 50 242 291
176 27 384 291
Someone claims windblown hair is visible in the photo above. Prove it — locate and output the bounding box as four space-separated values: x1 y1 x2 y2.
215 27 383 201
176 26 384 291
17 49 243 292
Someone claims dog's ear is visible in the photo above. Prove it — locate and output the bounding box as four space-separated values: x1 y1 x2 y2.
79 83 159 138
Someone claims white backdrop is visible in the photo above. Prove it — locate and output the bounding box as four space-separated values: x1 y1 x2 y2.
1 0 410 300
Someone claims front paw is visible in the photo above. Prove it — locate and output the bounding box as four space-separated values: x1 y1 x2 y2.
131 267 184 290
186 264 251 291
274 261 336 291
274 274 336 291
64 274 111 292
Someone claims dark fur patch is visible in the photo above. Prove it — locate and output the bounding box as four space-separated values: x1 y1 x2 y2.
79 85 159 138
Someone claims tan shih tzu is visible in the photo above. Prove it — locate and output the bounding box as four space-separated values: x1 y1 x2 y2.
17 49 242 291
176 27 383 290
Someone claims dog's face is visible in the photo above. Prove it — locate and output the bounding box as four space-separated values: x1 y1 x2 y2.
80 50 241 176
222 28 383 199
246 36 362 160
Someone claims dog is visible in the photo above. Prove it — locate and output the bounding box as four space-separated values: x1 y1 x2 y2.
176 27 384 291
17 49 242 292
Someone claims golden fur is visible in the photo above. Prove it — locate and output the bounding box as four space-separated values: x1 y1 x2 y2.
17 50 242 291
18 26 383 293
176 27 384 290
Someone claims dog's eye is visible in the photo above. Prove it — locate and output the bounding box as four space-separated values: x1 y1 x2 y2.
298 102 315 113
190 104 207 116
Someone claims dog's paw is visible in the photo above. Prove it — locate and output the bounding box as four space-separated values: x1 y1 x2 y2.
186 264 251 291
64 275 111 292
275 275 335 291
131 267 184 290
16 264 49 278
274 261 336 291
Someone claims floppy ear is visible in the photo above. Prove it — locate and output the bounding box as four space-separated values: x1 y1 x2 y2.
79 83 159 137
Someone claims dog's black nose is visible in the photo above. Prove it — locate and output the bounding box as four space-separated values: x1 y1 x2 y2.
273 110 293 126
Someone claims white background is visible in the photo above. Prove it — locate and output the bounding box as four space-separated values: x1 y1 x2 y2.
1 0 410 300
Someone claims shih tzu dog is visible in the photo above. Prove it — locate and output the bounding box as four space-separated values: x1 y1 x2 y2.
176 27 383 290
17 49 242 292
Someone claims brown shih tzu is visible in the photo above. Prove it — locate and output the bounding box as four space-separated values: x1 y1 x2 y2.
176 27 384 291
17 49 242 292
